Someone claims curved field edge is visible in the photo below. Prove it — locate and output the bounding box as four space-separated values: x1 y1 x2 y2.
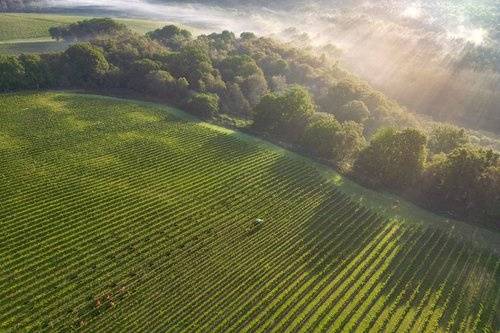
0 91 498 332
57 91 500 254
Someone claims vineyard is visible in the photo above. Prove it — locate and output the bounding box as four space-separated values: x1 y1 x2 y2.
0 92 498 332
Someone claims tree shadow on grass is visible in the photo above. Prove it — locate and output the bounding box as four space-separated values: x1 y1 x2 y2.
3 93 498 332
195 129 264 165
295 184 500 332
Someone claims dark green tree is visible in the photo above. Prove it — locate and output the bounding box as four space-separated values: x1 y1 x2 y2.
338 100 370 124
217 55 267 107
126 58 161 92
240 32 256 40
186 92 220 118
260 56 289 77
239 73 268 107
169 41 224 92
64 43 110 86
145 70 174 95
252 93 282 132
333 121 366 167
428 124 470 155
254 85 316 142
303 114 365 166
49 18 128 42
302 113 342 159
18 54 53 89
221 82 251 116
422 145 499 224
147 25 192 51
320 80 360 113
203 30 236 54
0 55 25 91
354 128 427 190
218 55 262 82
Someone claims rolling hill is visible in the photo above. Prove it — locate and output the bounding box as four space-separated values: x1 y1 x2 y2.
0 92 498 332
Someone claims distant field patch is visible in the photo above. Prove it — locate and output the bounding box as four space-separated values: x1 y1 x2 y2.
0 13 171 41
0 13 176 54
0 13 82 41
0 92 498 332
0 40 70 55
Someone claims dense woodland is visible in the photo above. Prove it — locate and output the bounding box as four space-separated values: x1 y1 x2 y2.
0 18 498 228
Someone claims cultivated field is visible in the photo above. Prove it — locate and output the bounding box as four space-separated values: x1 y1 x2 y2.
0 13 174 55
0 92 498 332
0 13 171 41
0 40 71 56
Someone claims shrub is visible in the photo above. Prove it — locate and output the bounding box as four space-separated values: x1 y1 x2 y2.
186 92 220 118
253 85 315 142
302 113 342 159
0 55 25 91
353 128 427 190
49 18 129 42
64 43 110 87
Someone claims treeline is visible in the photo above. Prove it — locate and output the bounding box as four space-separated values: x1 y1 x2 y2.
0 19 498 228
48 18 129 42
252 87 499 228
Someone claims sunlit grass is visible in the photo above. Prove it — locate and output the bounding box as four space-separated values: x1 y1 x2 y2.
0 91 497 332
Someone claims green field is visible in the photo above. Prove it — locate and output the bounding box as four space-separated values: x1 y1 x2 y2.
0 13 177 55
0 92 498 332
0 40 71 56
0 13 172 41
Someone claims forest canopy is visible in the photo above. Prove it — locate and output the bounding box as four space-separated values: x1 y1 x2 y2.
0 18 498 228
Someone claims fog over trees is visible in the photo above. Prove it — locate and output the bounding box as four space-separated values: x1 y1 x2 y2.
0 3 498 227
4 18 496 227
3 0 498 137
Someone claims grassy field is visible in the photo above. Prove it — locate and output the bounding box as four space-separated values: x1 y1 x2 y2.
0 92 498 332
0 13 171 41
0 40 71 55
0 13 177 55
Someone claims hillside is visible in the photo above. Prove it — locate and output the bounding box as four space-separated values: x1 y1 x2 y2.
3 17 498 226
0 92 497 332
3 0 499 135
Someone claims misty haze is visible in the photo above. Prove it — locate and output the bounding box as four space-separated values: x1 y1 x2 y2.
0 1 498 332
21 0 500 137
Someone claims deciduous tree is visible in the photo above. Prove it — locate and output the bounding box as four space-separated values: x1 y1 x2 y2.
354 128 427 190
254 85 315 142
